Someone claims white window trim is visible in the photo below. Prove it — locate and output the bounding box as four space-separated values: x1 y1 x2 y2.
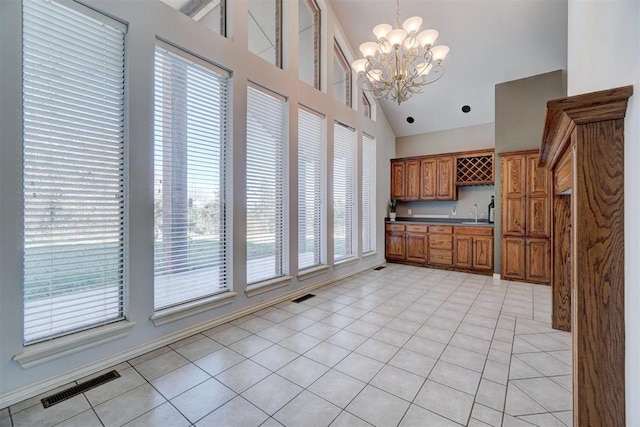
13 321 135 369
297 264 330 281
150 291 237 326
245 275 293 298
334 256 358 269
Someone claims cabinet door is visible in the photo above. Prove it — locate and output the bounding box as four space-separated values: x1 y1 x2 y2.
385 232 406 260
501 237 525 280
454 235 473 268
526 238 550 283
406 233 427 263
436 156 456 200
405 160 420 201
419 158 437 200
526 155 551 238
390 160 405 200
473 236 494 271
501 156 526 236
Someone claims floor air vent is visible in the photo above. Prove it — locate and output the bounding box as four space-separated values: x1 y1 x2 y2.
292 294 315 303
373 266 386 271
41 370 121 408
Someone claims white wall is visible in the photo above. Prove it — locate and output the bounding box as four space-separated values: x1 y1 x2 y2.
567 0 640 423
396 123 494 158
0 0 396 405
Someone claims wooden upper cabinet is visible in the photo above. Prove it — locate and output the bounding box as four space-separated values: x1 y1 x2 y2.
390 160 405 200
436 156 456 200
405 160 420 201
420 158 437 200
501 156 526 236
526 154 551 238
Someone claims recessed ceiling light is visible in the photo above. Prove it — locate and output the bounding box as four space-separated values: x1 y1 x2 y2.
406 116 415 123
462 105 471 113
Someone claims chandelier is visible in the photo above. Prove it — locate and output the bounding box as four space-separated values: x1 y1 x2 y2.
351 0 450 105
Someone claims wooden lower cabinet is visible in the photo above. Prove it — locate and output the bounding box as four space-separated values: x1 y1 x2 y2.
406 224 428 263
386 223 493 273
455 228 494 271
501 237 550 283
454 236 473 269
385 224 406 261
473 236 494 271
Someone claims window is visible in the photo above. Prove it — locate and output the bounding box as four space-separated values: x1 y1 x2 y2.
298 106 325 270
333 41 351 107
248 0 282 68
246 84 288 284
362 133 376 254
153 42 230 310
161 0 226 36
22 0 126 343
298 0 320 88
362 93 372 119
333 122 356 261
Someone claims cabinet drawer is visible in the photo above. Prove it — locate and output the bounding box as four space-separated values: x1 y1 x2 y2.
406 224 428 233
429 235 453 250
429 249 453 266
429 225 453 234
454 226 493 236
386 224 406 232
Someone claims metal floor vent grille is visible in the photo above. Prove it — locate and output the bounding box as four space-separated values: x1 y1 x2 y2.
373 266 386 271
41 370 120 408
292 294 315 303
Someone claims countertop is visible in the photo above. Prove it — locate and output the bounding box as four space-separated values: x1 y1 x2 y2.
385 217 494 227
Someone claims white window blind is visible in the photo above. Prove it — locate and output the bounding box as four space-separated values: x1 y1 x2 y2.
298 106 325 270
153 42 230 310
22 0 126 344
246 84 288 284
333 121 356 261
362 133 376 254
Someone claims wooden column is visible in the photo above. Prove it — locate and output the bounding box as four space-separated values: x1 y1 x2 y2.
539 86 632 427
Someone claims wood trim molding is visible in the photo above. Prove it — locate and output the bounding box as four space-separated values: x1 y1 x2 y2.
540 84 632 427
539 85 633 169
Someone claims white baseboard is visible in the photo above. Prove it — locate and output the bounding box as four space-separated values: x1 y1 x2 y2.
493 273 501 280
0 261 383 409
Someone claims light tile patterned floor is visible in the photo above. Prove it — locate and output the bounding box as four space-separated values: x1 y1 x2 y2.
1 264 573 427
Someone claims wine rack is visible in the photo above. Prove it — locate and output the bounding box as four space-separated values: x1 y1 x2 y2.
456 152 494 185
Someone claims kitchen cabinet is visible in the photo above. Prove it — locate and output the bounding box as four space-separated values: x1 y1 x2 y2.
500 150 551 284
385 223 406 260
405 224 427 263
454 226 494 271
385 222 493 274
390 160 405 200
428 225 453 266
391 155 457 201
436 156 456 200
405 160 420 201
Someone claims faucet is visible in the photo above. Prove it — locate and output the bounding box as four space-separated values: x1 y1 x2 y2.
473 203 478 222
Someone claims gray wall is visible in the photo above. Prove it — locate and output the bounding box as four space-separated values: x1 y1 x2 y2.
493 70 567 272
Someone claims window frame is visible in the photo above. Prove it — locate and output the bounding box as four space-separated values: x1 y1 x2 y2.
333 121 357 262
298 0 321 89
361 132 376 255
333 41 352 107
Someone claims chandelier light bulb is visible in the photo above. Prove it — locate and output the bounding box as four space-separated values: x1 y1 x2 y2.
417 29 439 48
373 23 392 40
416 62 432 76
359 41 379 58
352 58 368 73
402 16 423 35
386 28 408 47
431 45 450 63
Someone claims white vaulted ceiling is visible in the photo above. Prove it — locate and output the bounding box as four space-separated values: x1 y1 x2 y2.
328 0 568 137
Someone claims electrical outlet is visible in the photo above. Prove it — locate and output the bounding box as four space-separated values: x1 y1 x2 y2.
408 209 412 216
451 207 457 216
